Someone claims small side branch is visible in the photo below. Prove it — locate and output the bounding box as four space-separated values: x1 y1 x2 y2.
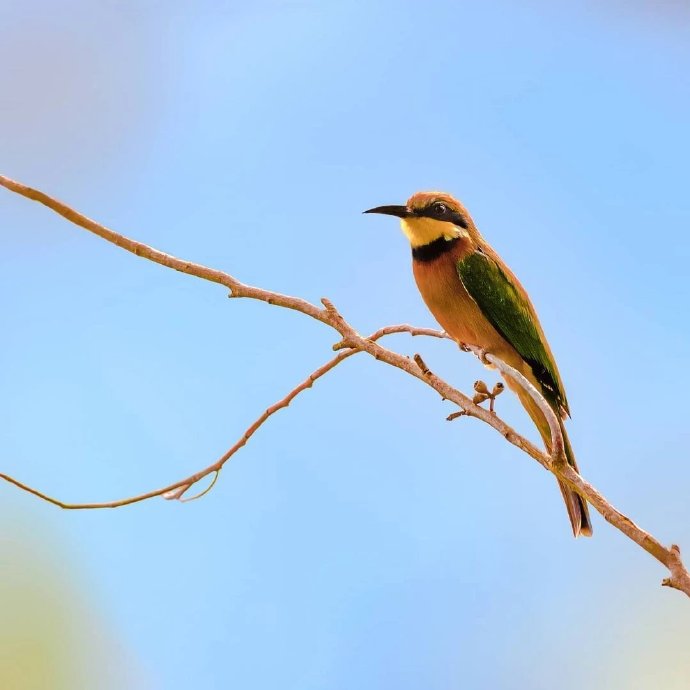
0 326 432 510
0 350 354 509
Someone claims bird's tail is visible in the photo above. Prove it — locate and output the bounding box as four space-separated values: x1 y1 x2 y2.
556 417 592 538
514 384 592 537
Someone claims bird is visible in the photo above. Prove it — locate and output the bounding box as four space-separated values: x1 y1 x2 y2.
364 191 592 537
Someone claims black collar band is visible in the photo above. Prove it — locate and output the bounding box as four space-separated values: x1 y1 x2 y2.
412 236 459 262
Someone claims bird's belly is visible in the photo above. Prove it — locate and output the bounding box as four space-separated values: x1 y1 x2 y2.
424 289 488 347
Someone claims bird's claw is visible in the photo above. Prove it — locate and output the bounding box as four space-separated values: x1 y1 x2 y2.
475 348 492 366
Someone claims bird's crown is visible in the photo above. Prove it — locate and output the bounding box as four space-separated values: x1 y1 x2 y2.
406 191 466 216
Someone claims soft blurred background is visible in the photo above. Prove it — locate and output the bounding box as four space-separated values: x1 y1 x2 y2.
1 0 689 688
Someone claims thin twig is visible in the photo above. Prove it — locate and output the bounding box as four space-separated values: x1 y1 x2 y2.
0 349 354 509
0 325 429 510
178 470 220 503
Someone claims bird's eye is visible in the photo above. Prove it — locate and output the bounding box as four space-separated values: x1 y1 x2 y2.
433 202 447 215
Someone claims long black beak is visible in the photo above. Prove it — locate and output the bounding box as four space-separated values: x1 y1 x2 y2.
363 205 411 218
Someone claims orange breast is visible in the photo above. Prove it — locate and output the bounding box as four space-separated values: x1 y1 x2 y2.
412 247 514 357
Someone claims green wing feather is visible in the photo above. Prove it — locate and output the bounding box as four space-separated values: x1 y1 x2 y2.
457 248 569 415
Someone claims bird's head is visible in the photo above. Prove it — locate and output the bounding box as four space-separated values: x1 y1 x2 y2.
364 191 475 248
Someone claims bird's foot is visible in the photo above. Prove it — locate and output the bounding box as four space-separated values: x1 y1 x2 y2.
473 347 492 366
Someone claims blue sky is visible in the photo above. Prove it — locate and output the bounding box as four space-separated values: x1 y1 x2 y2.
1 1 689 688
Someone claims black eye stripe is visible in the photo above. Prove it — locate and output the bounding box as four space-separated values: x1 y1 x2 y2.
416 204 468 229
449 211 468 229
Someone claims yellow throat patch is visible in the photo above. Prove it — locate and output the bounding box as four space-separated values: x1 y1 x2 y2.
400 216 469 248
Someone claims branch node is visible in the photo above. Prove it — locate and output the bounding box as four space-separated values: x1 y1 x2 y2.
332 339 356 352
413 353 431 377
179 470 221 503
551 455 568 470
446 411 467 422
321 297 341 319
163 485 191 501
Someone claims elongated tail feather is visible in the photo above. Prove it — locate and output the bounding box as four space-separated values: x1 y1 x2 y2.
557 417 592 537
510 377 593 537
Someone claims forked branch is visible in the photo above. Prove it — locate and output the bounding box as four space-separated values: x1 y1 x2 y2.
1 173 688 598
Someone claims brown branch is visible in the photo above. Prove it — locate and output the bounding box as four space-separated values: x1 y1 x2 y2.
0 174 330 325
480 350 690 596
333 324 451 351
1 173 688 598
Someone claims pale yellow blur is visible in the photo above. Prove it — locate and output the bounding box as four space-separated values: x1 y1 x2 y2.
0 509 145 690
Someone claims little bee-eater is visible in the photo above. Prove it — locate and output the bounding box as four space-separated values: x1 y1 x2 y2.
365 192 592 537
